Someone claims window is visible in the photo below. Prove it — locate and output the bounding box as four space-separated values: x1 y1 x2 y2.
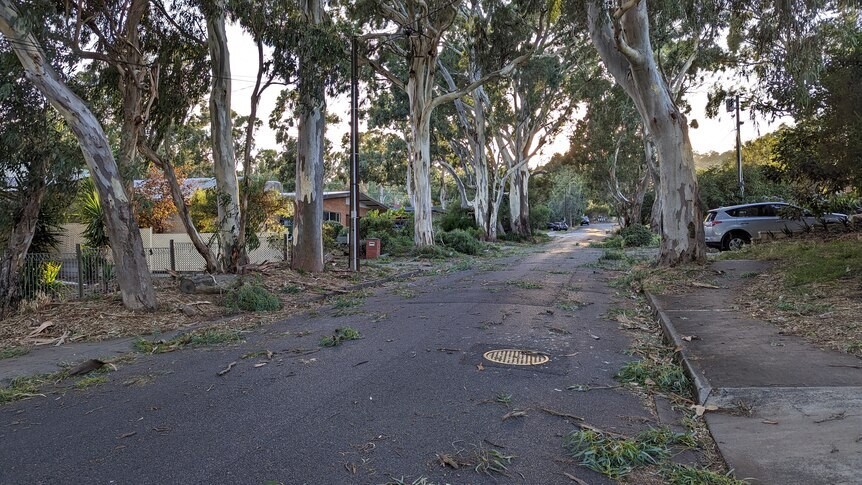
324 211 341 223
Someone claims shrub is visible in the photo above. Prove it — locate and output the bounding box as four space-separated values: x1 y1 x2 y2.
620 224 654 247
439 206 477 232
360 209 413 254
530 204 551 230
439 229 482 255
322 221 343 249
411 244 451 259
224 284 282 312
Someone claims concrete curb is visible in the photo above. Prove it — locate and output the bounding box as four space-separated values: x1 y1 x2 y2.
644 291 713 405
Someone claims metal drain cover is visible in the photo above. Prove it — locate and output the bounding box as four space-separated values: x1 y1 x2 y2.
483 349 550 366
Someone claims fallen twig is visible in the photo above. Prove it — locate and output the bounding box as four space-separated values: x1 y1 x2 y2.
562 472 589 484
217 361 237 376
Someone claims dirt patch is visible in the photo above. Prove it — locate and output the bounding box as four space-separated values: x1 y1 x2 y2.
0 255 424 350
735 274 862 358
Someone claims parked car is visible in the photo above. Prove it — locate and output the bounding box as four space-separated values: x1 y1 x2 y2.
580 215 590 226
547 221 569 231
704 202 848 250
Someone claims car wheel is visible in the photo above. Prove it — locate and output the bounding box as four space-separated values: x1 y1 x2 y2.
722 231 750 251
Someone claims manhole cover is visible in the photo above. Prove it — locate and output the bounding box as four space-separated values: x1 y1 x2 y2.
483 349 550 366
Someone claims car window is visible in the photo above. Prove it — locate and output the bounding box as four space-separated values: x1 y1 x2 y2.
726 206 762 217
760 205 777 217
704 212 716 222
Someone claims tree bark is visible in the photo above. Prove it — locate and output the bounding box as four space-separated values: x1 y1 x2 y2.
406 43 436 246
587 0 704 265
292 0 326 272
206 3 243 271
0 159 47 317
0 1 156 310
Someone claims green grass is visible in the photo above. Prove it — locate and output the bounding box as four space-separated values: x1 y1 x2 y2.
0 346 30 360
224 284 282 312
663 463 748 485
0 373 59 404
280 283 302 294
721 240 862 287
564 427 693 479
134 329 243 354
616 359 691 395
75 375 108 389
495 392 513 406
775 300 833 316
472 447 515 476
319 326 361 347
556 300 587 312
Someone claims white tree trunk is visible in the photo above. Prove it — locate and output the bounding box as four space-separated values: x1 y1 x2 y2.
292 0 326 272
0 1 156 310
509 165 531 237
406 48 435 246
587 0 704 265
207 5 242 271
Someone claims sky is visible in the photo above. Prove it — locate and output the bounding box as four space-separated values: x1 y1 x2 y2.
226 26 794 167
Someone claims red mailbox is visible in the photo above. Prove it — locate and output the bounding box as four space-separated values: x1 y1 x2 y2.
364 238 381 259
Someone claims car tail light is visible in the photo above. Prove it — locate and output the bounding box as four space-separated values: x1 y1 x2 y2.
704 220 722 227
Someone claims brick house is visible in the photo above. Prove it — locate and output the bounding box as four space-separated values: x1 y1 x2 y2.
282 190 389 225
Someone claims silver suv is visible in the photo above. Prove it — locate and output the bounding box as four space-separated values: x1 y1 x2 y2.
704 202 848 250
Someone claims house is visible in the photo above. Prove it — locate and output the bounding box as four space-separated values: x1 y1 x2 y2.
281 191 390 225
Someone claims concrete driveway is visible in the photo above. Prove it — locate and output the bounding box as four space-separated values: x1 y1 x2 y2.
2 224 670 484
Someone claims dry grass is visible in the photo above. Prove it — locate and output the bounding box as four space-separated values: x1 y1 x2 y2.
0 256 415 350
735 274 862 357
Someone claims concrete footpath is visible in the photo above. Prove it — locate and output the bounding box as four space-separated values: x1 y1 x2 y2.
647 260 862 485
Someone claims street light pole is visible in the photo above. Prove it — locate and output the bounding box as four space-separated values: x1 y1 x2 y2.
349 35 360 272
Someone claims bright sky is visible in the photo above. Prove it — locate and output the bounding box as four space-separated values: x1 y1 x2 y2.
227 26 793 167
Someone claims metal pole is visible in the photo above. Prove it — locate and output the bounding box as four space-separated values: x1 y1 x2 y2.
349 35 360 272
75 244 83 299
169 239 176 272
736 94 744 199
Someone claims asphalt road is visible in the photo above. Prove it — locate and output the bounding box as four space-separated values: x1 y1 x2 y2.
2 224 663 484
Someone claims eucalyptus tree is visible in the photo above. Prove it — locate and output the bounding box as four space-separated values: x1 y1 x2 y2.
567 83 652 227
493 34 590 238
205 0 243 270
0 48 83 315
352 0 532 246
581 0 706 265
0 0 157 310
55 0 221 272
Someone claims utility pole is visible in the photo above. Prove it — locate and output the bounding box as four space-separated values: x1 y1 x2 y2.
349 35 360 272
731 94 744 199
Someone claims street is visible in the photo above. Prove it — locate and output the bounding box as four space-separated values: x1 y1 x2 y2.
2 224 673 484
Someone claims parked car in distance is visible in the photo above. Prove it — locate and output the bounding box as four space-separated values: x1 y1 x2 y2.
704 202 848 251
580 215 590 226
547 221 569 231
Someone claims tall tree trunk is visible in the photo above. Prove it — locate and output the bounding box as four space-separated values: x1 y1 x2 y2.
406 44 436 246
439 167 447 210
0 160 47 317
206 3 242 271
509 166 532 237
587 0 704 265
0 1 156 310
292 0 326 272
115 0 149 185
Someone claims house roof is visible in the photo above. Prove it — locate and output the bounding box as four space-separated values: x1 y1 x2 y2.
281 190 390 212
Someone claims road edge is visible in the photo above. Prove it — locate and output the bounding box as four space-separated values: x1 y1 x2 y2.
644 290 713 405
